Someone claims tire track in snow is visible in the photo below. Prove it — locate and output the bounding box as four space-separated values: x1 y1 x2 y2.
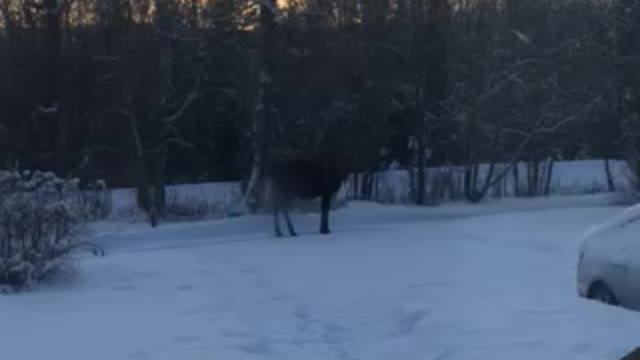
235 265 359 360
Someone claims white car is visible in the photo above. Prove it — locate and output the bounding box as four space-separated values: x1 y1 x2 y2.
577 204 640 310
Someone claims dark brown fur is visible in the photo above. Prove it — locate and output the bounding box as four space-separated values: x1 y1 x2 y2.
269 156 350 237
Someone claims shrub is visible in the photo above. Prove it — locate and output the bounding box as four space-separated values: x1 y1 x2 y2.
0 170 97 292
610 165 640 206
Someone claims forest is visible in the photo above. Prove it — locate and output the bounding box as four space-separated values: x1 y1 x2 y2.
0 0 637 212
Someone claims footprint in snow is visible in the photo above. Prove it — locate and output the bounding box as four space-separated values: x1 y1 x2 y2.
393 309 429 335
408 281 447 289
322 324 350 345
172 334 203 344
294 307 310 320
127 350 151 359
176 284 195 291
239 338 274 355
113 284 137 291
222 329 256 339
569 342 594 354
135 271 156 280
196 267 215 275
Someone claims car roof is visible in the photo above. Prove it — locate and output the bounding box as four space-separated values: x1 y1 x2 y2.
582 203 640 244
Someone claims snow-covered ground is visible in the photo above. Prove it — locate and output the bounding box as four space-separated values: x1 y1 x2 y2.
1 195 638 360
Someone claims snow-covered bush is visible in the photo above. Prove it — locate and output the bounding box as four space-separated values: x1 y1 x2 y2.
0 170 94 292
611 164 640 205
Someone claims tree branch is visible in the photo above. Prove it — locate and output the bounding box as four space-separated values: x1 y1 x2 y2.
162 77 202 124
477 115 577 194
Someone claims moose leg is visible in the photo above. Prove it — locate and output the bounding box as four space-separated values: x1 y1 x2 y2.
283 206 297 236
273 206 283 237
320 194 331 234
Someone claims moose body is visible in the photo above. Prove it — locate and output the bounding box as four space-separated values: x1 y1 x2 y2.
269 156 349 237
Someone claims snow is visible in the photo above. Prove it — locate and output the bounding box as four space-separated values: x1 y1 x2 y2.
1 195 639 360
104 159 627 219
351 159 629 204
109 181 241 219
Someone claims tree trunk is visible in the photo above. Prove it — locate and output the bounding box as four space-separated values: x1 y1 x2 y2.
464 163 473 200
415 90 426 204
55 109 69 177
526 160 540 197
416 139 426 205
512 163 520 197
408 165 416 203
544 159 554 196
533 160 540 196
411 0 427 206
605 158 616 192
241 56 263 213
471 162 479 192
492 165 503 198
501 164 508 198
464 161 484 202
360 173 368 199
474 161 496 202
352 173 359 200
45 0 67 176
366 172 375 199
373 173 379 201
129 113 153 218
147 29 173 224
242 0 277 213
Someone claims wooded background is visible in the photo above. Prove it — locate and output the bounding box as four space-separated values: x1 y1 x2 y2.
0 0 637 208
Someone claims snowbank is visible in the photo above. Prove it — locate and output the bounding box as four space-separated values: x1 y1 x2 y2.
110 181 242 220
105 159 628 221
348 159 628 204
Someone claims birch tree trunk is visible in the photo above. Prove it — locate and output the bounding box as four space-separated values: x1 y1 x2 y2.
241 0 277 213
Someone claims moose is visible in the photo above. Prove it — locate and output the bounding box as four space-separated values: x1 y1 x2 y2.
268 153 352 237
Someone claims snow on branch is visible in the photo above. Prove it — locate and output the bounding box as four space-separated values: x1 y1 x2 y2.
479 113 581 193
162 92 198 124
510 29 531 44
162 77 202 124
35 103 60 115
376 42 415 68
